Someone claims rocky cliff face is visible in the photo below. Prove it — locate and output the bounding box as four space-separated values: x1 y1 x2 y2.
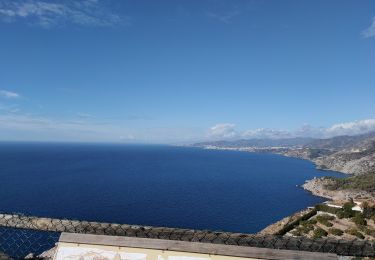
313 151 375 175
278 134 375 175
302 177 375 202
193 131 375 176
302 177 372 200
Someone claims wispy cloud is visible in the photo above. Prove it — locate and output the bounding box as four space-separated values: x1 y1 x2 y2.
0 90 20 98
206 10 241 24
208 119 375 140
205 1 260 24
362 17 375 38
0 0 128 28
0 112 204 143
76 112 95 119
0 113 127 141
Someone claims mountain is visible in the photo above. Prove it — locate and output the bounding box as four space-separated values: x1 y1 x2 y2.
193 131 375 175
194 137 315 148
304 131 375 150
309 134 375 175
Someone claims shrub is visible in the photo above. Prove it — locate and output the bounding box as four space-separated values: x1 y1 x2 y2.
362 202 375 219
328 228 343 236
306 219 317 225
290 230 301 236
315 203 356 219
363 227 375 237
275 208 317 236
336 210 346 219
345 228 365 239
343 200 356 211
315 204 341 214
316 214 335 221
298 224 314 234
313 228 328 238
316 215 334 227
352 213 367 226
324 172 375 193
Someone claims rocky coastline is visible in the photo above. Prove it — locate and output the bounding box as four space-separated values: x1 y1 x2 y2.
301 177 375 202
201 143 375 196
278 149 375 202
279 148 375 175
193 132 375 237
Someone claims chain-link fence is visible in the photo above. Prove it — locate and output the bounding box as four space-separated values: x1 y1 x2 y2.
1 212 375 259
0 227 59 259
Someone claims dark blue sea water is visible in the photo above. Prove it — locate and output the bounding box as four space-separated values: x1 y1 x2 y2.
0 143 343 233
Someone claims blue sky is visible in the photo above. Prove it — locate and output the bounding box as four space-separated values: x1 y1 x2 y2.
0 0 375 143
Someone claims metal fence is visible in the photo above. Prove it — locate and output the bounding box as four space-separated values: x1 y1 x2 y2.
0 227 59 259
1 212 375 259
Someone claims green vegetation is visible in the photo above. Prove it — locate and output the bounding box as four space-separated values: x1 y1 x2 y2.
290 220 317 236
315 204 341 214
345 228 365 239
296 201 375 240
325 172 375 192
328 228 343 236
290 230 301 236
343 200 355 211
313 228 328 238
316 214 335 221
362 227 375 237
316 214 334 227
352 213 367 226
362 202 375 219
292 225 314 236
305 219 317 225
299 222 314 233
307 149 331 159
275 208 318 236
315 203 355 218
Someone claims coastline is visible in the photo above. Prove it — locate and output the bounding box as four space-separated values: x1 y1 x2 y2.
301 176 375 202
197 146 375 219
192 145 375 235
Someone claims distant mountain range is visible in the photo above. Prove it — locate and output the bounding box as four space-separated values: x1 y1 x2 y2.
193 131 375 175
305 131 375 150
194 137 315 148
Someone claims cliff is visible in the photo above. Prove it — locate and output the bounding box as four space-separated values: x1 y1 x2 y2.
194 131 375 176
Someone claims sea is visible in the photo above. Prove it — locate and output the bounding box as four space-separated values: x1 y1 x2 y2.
0 143 343 234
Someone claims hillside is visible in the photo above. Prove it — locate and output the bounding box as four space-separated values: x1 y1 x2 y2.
194 137 315 148
193 131 375 175
302 134 375 175
305 132 375 150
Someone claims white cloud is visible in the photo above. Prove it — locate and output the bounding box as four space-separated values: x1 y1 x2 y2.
0 0 128 28
0 90 20 98
242 128 292 139
208 123 238 139
207 119 375 140
325 119 375 137
362 17 375 38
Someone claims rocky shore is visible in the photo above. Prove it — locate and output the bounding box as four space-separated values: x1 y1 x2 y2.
280 148 375 175
194 133 375 236
302 177 375 202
